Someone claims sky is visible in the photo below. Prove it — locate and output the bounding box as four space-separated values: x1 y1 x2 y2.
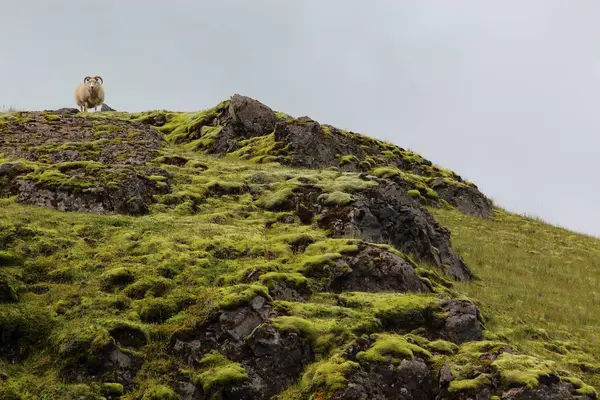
1 0 600 237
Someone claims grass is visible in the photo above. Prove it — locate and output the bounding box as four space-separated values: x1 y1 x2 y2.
430 206 600 388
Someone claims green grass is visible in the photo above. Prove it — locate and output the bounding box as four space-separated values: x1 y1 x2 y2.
430 206 600 389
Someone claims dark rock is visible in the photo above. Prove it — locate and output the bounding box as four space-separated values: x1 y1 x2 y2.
333 359 435 400
229 94 278 137
0 162 34 196
15 167 167 216
437 299 484 344
318 182 473 282
325 243 431 294
431 178 493 218
0 281 17 303
169 295 314 400
101 103 115 112
52 108 79 114
439 364 454 388
267 280 311 302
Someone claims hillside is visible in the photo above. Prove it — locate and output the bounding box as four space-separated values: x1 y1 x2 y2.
0 94 598 400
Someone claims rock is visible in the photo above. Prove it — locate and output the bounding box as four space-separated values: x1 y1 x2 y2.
318 182 473 282
437 299 484 344
439 364 454 388
431 178 493 218
101 103 115 112
325 243 431 294
229 94 278 137
169 295 314 400
331 354 435 400
0 162 34 196
15 167 167 216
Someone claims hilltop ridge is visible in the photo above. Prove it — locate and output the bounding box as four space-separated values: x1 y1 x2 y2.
0 95 597 399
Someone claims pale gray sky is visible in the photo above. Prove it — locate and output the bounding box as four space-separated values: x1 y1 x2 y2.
2 1 600 237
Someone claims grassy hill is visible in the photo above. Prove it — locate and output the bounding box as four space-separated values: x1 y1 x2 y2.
0 95 597 399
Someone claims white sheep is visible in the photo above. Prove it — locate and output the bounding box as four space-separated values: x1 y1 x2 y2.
74 76 105 112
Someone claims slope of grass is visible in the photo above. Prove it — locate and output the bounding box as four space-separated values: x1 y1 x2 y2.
430 207 600 388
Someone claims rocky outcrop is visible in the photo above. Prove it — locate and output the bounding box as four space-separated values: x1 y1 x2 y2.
0 109 172 215
325 243 431 294
169 295 314 400
318 182 473 282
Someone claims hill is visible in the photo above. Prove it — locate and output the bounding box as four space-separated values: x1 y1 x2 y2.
0 95 598 399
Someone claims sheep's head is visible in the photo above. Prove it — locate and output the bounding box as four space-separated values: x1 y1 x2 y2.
84 76 103 91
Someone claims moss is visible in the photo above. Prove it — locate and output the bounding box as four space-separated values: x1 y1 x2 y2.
0 250 21 266
100 267 135 291
448 374 493 393
93 123 121 136
299 253 343 275
193 350 249 392
256 186 295 210
101 382 124 396
217 284 272 310
371 167 400 179
300 353 360 393
141 384 177 400
491 353 556 389
339 154 359 166
408 189 424 199
137 297 180 323
42 113 60 122
318 191 354 206
259 272 310 292
426 339 459 355
561 376 597 396
339 292 442 329
356 333 432 365
123 276 173 299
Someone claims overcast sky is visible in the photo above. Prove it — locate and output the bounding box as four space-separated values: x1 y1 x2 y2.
1 1 599 237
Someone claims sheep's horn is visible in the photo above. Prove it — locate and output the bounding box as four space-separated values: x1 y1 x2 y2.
84 76 91 83
95 76 103 84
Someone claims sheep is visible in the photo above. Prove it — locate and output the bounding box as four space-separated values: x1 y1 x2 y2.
74 76 105 112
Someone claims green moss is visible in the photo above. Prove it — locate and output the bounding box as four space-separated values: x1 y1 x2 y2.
339 292 442 329
561 376 597 396
137 297 179 323
407 189 424 199
43 113 60 122
259 272 310 292
356 333 432 365
101 382 124 396
299 253 343 275
318 191 354 206
141 384 177 400
0 250 21 266
448 374 493 393
194 350 249 392
339 154 359 166
217 284 272 310
300 353 360 393
372 167 400 179
100 267 135 291
93 123 121 136
123 276 173 299
256 186 295 210
491 353 556 389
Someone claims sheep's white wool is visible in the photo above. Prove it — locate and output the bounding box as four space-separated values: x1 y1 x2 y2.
74 76 105 112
